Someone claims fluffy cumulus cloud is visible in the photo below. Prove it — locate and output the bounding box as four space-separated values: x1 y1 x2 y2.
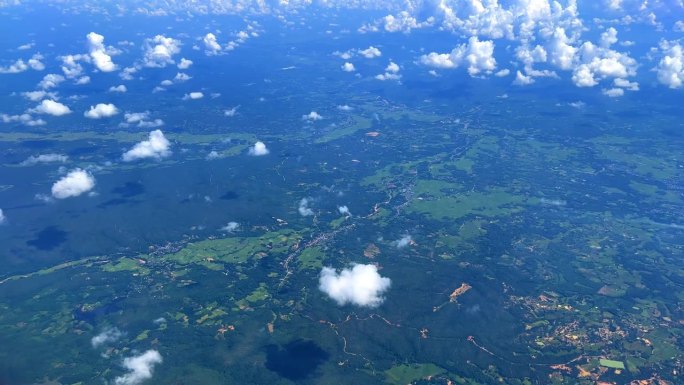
298 198 314 216
0 208 5 224
91 327 124 348
319 264 391 307
177 58 193 69
51 169 96 199
120 111 164 128
59 54 86 79
1 113 46 126
0 53 44 74
302 111 323 121
21 90 55 101
86 32 116 72
143 35 181 67
109 84 127 93
122 130 171 161
248 141 269 156
393 235 413 248
359 46 382 58
182 91 204 100
32 99 71 116
338 205 351 216
113 350 163 385
84 103 119 119
341 62 356 72
380 11 433 33
224 106 239 117
376 60 402 81
38 74 65 89
656 40 684 89
203 33 222 54
220 222 240 232
420 36 497 76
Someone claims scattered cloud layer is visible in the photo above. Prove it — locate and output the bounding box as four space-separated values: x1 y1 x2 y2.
319 264 391 307
51 169 96 199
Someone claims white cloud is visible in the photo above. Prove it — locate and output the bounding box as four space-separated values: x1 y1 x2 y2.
220 222 240 232
359 46 382 58
177 58 193 69
183 92 204 100
302 111 323 121
143 35 181 67
381 11 433 33
87 32 117 72
393 235 412 248
114 350 163 385
60 54 86 79
333 50 353 60
248 141 269 156
21 153 68 166
375 72 402 81
675 20 684 32
203 33 222 55
385 61 399 73
614 78 639 91
84 103 119 119
337 105 353 111
122 130 171 161
570 36 637 88
38 74 65 90
206 150 221 160
319 264 391 307
602 87 624 97
338 205 351 216
174 72 191 82
0 54 44 74
21 90 56 101
76 76 91 85
298 198 314 216
513 70 535 85
109 85 127 93
495 69 510 77
224 106 239 116
599 27 618 48
376 61 402 81
656 40 684 89
571 65 596 87
32 99 71 116
1 113 46 126
0 208 5 224
51 169 96 199
420 36 497 76
91 327 123 348
120 111 163 128
547 27 578 71
341 62 355 72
